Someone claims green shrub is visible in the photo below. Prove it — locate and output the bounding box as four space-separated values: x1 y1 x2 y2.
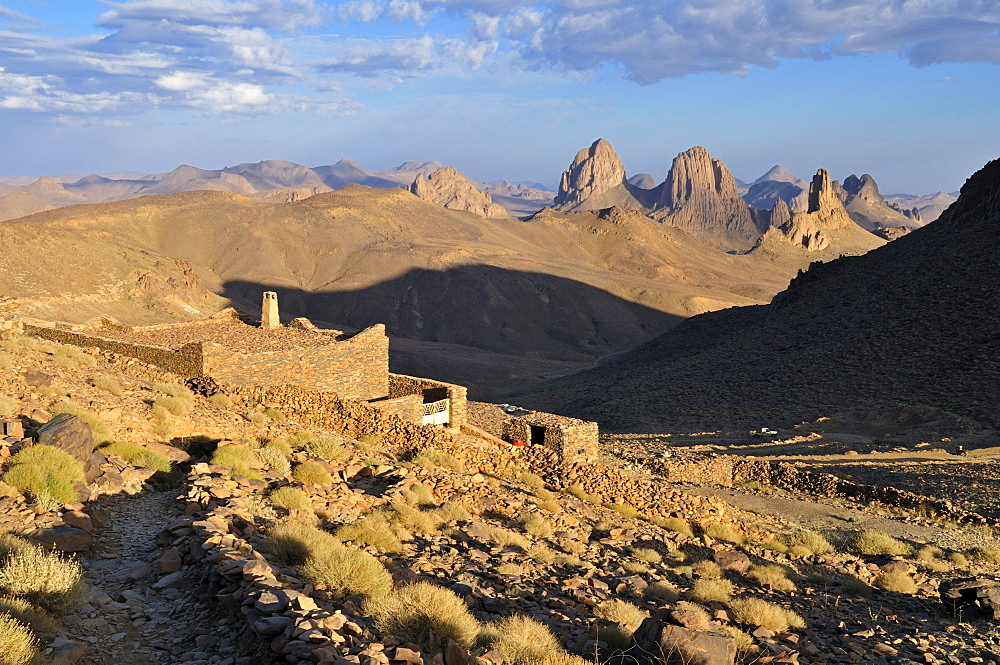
873 571 918 594
305 435 350 461
728 597 805 632
785 530 834 555
100 442 172 473
0 613 36 665
2 445 85 505
269 487 312 512
847 531 914 557
487 615 563 665
266 523 340 565
748 564 796 591
364 582 480 651
688 578 734 603
594 599 648 627
0 545 84 613
300 545 392 599
210 444 262 480
292 461 332 485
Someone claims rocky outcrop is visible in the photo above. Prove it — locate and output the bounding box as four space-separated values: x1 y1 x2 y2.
838 172 922 236
409 167 508 219
651 146 762 250
766 168 859 251
554 139 627 209
770 198 792 228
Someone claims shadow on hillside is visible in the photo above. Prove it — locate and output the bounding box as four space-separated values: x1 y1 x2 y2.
221 265 679 398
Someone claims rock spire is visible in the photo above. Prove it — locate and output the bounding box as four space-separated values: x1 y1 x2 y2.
554 139 627 209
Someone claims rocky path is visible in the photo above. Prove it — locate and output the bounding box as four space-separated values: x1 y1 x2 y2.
59 489 254 665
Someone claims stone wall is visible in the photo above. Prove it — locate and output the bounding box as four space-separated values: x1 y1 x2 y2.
501 413 599 465
388 374 467 429
25 323 205 377
368 395 423 424
202 325 389 400
224 384 452 454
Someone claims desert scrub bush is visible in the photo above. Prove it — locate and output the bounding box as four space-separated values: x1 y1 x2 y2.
364 581 479 651
748 564 796 592
0 544 84 613
2 444 84 505
210 443 262 480
151 413 175 438
560 539 586 556
262 407 285 421
153 396 193 417
762 539 789 553
847 531 914 557
489 527 530 550
967 546 1000 564
518 472 546 490
486 615 563 665
688 578 734 603
247 411 270 425
269 487 312 512
337 512 405 553
0 613 36 665
266 522 339 565
631 547 662 564
256 445 291 474
0 396 17 418
873 571 918 594
91 375 124 396
702 522 746 544
208 393 233 408
496 562 523 576
784 530 834 555
916 545 950 573
609 502 640 520
728 597 805 632
521 514 554 539
50 401 110 443
413 449 466 473
566 483 600 505
0 535 33 563
949 552 969 567
387 503 440 534
651 516 694 537
261 438 292 455
53 346 97 368
305 435 350 462
153 382 193 399
594 599 648 629
0 596 58 634
527 544 555 564
691 559 722 579
300 544 392 599
402 483 436 508
433 502 471 524
644 581 680 602
622 561 649 575
100 442 172 473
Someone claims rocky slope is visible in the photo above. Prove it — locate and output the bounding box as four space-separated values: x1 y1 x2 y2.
513 156 1000 432
409 168 509 218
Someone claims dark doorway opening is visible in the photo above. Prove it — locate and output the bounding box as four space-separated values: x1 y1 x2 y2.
423 387 449 403
529 425 546 446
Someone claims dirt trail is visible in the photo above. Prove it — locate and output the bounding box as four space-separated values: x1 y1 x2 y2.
61 489 246 665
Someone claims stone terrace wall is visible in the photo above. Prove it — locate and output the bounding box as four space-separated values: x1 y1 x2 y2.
202 325 389 401
388 373 467 429
225 384 452 453
24 323 204 377
368 395 423 424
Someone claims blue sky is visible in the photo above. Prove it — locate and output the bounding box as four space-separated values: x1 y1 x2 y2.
1 1 998 193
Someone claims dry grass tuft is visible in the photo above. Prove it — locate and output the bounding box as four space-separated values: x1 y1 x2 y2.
0 595 58 634
873 571 918 594
487 615 563 665
266 522 339 565
521 514 554 539
413 449 466 473
2 444 85 505
593 599 648 627
153 382 193 399
728 597 805 632
609 502 640 519
785 530 834 555
153 396 193 417
762 539 789 553
269 487 313 512
0 613 36 665
518 472 546 489
691 559 722 579
256 445 291 474
0 545 84 613
402 483 436 508
337 512 406 553
300 544 392 599
566 483 600 505
100 442 172 473
748 564 796 591
305 435 351 462
702 523 746 544
208 393 233 408
967 546 1000 564
651 516 694 536
632 547 662 564
644 581 679 602
848 531 914 557
211 443 262 480
688 578 734 603
292 461 332 485
364 581 480 651
489 527 530 550
91 376 124 396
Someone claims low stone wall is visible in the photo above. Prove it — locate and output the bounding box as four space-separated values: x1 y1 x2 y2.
502 413 599 465
368 395 423 424
733 459 987 524
389 373 468 429
631 454 736 486
25 323 204 377
225 384 453 453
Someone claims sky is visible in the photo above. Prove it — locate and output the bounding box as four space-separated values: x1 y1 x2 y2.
1 1 999 194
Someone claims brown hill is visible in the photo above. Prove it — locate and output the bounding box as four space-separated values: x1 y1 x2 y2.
0 186 844 396
512 157 1000 432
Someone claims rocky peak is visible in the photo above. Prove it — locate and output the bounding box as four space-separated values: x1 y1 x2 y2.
754 165 804 185
770 198 791 228
775 168 857 251
807 168 843 214
842 174 885 206
657 146 741 209
409 167 508 219
554 139 626 209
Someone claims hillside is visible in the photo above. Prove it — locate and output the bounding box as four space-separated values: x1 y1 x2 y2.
0 187 857 397
513 157 1000 432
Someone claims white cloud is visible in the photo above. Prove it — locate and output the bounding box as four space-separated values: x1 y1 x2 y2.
155 71 210 90
97 0 323 33
319 36 438 77
0 67 157 112
195 81 270 111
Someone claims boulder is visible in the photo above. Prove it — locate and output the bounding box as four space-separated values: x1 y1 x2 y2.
940 577 1000 620
714 549 751 574
629 608 736 665
37 413 102 482
29 525 93 552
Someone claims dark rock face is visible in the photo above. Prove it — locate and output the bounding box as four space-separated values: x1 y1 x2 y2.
37 413 101 482
940 577 1000 620
630 608 736 665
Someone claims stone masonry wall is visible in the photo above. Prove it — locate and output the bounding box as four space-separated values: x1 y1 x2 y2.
388 373 467 429
225 384 452 453
202 325 389 401
25 324 204 377
503 414 598 465
368 395 423 424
